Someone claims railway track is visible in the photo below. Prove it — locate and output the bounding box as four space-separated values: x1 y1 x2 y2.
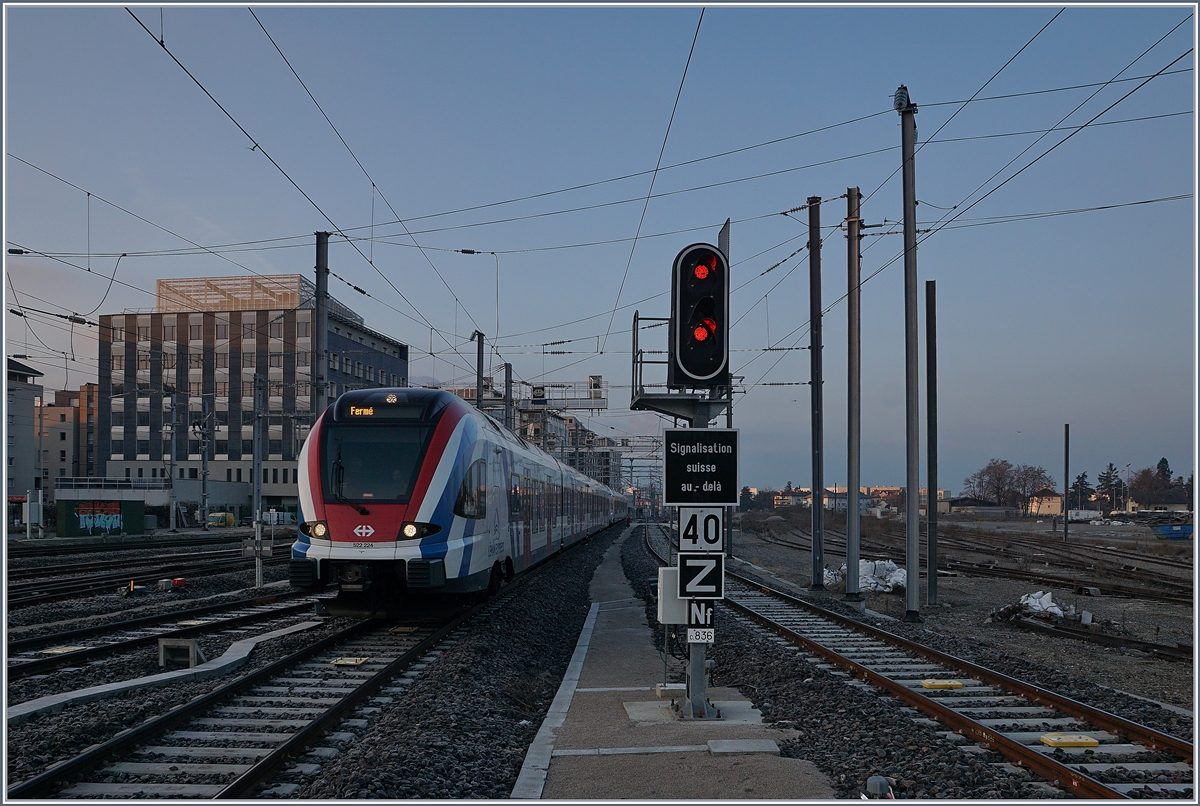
751 525 1193 605
7 592 320 680
6 614 461 799
7 546 280 582
647 526 1193 799
6 533 252 558
6 548 292 609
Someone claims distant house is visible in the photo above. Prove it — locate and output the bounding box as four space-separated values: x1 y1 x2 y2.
1129 490 1191 514
1028 488 1063 517
773 491 809 509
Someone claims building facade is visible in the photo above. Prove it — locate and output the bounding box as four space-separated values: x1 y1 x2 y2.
98 275 408 509
7 358 44 500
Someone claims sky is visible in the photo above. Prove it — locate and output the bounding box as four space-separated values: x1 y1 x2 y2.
4 3 1196 496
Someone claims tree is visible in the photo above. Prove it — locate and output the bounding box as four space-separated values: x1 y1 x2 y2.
784 480 794 493
740 486 755 510
1096 463 1122 510
1156 457 1172 485
1012 464 1055 515
962 458 1014 506
1129 467 1163 502
1069 472 1096 510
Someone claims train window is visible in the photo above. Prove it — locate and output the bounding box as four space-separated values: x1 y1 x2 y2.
454 459 487 519
509 474 521 517
321 423 432 503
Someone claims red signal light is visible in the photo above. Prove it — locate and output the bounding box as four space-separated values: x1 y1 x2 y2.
692 317 717 342
693 255 716 281
693 325 710 342
693 264 710 280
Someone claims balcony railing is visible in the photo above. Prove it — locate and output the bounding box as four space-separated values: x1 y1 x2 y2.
55 477 171 491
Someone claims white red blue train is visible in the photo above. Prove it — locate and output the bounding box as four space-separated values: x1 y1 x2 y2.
289 388 629 616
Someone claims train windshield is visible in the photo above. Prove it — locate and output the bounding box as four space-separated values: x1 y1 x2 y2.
320 424 433 504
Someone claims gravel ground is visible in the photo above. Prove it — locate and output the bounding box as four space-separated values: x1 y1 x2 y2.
622 527 1192 799
731 529 1195 714
281 525 623 799
6 616 355 787
6 564 291 633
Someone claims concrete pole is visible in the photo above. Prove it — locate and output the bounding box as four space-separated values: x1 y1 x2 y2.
26 490 32 540
38 488 44 539
808 196 825 592
314 232 330 416
504 363 514 430
925 280 939 605
845 187 863 604
898 87 922 623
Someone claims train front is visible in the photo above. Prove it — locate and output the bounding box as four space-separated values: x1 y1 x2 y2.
289 387 478 617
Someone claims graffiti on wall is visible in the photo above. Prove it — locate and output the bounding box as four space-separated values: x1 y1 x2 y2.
75 501 122 534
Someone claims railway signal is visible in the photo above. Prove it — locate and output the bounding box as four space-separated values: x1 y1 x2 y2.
669 243 729 388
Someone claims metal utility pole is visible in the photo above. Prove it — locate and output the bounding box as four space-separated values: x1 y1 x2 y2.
1063 424 1070 543
687 407 712 719
720 219 734 561
504 363 514 430
314 232 330 416
194 398 211 531
168 397 178 531
845 187 863 605
896 85 922 623
925 280 939 606
808 196 825 592
253 374 264 569
474 331 485 409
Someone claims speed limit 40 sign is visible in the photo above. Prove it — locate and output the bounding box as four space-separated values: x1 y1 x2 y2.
678 507 723 552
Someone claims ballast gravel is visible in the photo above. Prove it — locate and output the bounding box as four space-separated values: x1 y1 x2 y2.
273 526 622 799
620 528 1192 800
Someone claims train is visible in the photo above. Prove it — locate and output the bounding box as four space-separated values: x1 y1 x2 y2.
289 387 630 616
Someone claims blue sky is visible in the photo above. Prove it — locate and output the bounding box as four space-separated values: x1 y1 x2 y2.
4 4 1196 494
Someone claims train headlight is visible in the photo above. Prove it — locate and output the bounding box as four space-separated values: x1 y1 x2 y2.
398 522 442 541
300 521 329 538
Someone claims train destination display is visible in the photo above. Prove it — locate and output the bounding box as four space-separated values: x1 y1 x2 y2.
663 428 738 505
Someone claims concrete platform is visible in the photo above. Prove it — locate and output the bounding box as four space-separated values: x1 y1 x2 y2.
512 526 834 800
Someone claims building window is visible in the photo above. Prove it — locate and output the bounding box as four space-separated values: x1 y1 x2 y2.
137 352 151 370
112 355 125 371
295 350 309 366
59 468 66 477
355 362 363 378
125 468 131 478
216 323 229 340
272 468 279 484
111 440 123 454
189 353 203 369
329 353 338 371
241 322 254 339
111 327 125 342
243 439 255 454
189 468 198 479
152 468 157 478
216 382 229 397
226 468 232 481
112 382 125 395
60 431 67 441
295 382 310 398
163 324 176 341
297 321 310 338
136 412 150 427
236 467 243 482
138 326 149 341
269 439 282 455
59 413 67 422
243 352 255 368
87 433 94 445
189 324 202 340
270 321 283 339
137 467 144 478
162 352 176 369
269 381 283 397
60 450 66 461
269 352 283 368
215 352 229 368
137 440 150 454
190 382 202 396
216 440 228 454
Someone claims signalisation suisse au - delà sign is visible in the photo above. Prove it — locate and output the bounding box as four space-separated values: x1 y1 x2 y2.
663 428 738 506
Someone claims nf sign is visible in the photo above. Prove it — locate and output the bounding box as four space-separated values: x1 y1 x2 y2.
663 429 738 505
678 507 723 552
686 600 716 644
677 552 724 600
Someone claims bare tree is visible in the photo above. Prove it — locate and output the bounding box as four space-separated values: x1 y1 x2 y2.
1012 464 1055 515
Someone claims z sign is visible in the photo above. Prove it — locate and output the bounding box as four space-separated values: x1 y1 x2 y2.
677 552 724 600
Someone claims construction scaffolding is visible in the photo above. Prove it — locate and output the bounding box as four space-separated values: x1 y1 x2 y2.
155 275 361 324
